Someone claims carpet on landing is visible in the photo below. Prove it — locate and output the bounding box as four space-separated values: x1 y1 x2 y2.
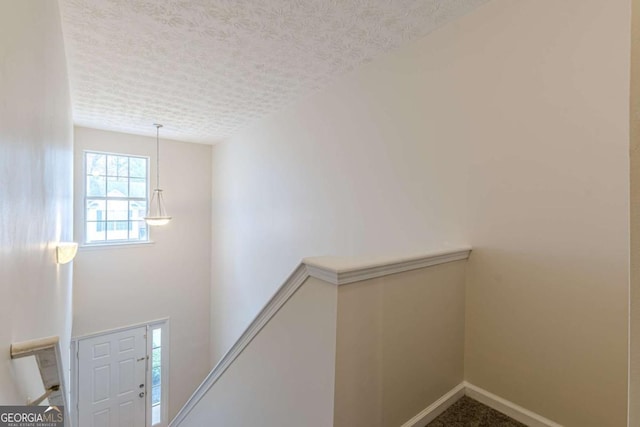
427 396 526 427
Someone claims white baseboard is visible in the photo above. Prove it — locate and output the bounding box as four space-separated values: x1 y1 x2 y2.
464 382 562 427
400 383 466 427
402 382 562 427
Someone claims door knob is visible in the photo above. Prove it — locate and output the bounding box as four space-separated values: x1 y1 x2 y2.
139 392 145 398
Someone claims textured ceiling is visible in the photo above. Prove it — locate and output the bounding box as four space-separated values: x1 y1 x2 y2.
59 0 488 144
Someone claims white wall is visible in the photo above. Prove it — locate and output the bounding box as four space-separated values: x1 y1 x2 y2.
72 127 212 418
181 277 337 427
209 41 470 362
211 0 630 425
0 0 74 403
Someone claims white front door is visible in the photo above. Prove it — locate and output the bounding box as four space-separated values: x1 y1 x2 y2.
78 327 147 427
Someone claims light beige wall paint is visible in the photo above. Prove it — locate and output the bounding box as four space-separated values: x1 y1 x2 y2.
462 1 629 426
72 127 212 418
0 0 73 403
630 0 640 424
182 277 337 427
211 0 630 424
334 261 466 427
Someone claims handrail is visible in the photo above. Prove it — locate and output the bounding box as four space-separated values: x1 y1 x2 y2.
303 247 472 285
11 336 67 409
170 247 471 426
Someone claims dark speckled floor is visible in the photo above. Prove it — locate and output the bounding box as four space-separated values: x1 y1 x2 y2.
427 396 526 427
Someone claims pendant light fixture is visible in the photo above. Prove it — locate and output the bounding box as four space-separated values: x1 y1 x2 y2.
145 123 172 226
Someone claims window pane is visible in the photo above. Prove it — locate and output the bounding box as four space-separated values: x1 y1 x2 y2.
86 222 106 242
152 366 161 387
117 156 129 177
152 347 161 368
129 157 146 178
106 200 128 220
86 199 106 221
106 155 118 176
152 404 161 425
86 153 106 177
127 220 145 240
129 201 146 221
87 176 106 197
137 223 148 241
152 385 161 405
105 221 129 240
150 323 164 426
107 176 128 197
152 328 161 348
130 178 146 198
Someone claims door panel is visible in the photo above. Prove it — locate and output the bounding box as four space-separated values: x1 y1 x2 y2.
94 408 109 427
79 327 147 427
119 401 135 425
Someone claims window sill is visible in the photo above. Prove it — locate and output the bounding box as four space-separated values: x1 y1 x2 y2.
80 241 155 250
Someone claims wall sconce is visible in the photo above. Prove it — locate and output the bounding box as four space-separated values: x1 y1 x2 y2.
56 242 78 265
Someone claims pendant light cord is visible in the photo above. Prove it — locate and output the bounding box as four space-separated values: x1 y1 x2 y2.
155 123 162 189
145 122 171 225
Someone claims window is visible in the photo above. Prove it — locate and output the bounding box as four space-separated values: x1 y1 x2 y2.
148 322 169 426
84 151 149 244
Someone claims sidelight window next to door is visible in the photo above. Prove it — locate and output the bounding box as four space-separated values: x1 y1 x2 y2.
147 321 169 427
150 327 162 425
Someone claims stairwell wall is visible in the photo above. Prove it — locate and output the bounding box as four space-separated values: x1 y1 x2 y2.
180 276 337 427
211 0 630 425
629 0 640 423
334 260 466 427
0 0 74 405
461 2 629 425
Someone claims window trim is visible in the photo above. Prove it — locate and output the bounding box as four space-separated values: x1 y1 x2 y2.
82 150 151 246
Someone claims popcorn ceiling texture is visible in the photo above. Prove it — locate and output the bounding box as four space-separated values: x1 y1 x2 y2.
59 0 488 144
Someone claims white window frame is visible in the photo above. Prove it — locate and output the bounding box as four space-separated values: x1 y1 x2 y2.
83 150 151 246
